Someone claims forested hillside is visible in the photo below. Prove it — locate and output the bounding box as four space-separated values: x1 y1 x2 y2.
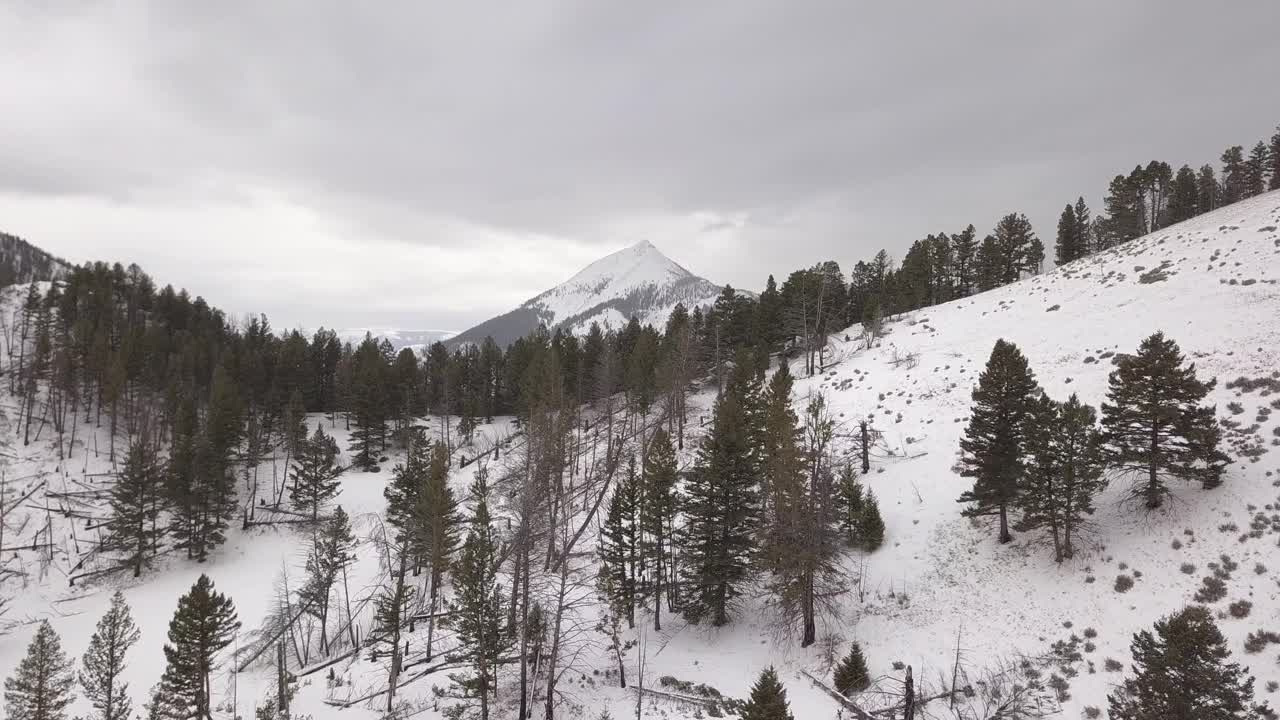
0 124 1277 720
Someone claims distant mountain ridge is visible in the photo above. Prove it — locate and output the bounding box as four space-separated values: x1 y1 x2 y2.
336 328 457 351
449 240 730 348
0 232 71 287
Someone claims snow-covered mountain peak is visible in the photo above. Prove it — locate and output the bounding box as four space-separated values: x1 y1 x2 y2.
449 240 730 347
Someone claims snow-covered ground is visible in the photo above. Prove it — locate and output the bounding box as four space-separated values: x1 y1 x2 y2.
2 190 1280 719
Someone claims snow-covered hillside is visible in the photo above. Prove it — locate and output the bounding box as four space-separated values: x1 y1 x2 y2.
449 240 727 348
2 191 1279 720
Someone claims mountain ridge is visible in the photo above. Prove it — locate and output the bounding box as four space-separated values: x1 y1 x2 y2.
448 240 731 347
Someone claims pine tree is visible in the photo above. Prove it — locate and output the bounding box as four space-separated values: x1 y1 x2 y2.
951 225 978 297
80 591 140 720
1101 332 1229 509
834 643 871 696
837 464 865 547
598 472 637 628
1072 198 1092 256
1269 125 1280 192
3 620 75 720
990 212 1040 283
1101 173 1146 248
956 339 1039 544
449 468 507 720
1108 606 1268 720
105 433 164 577
1014 394 1105 562
298 506 356 655
639 427 678 631
1167 164 1201 225
974 234 1003 291
415 440 460 660
152 575 240 720
1197 164 1220 213
1054 204 1081 266
856 489 885 552
741 667 795 720
1220 145 1247 205
678 352 762 627
384 428 429 545
348 336 387 471
289 425 342 521
1244 141 1270 198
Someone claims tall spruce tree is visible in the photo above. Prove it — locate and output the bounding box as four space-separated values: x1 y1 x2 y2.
991 212 1040 283
152 575 241 720
106 433 165 577
1072 197 1092 256
3 620 75 720
1108 606 1267 720
837 463 865 547
80 591 141 720
449 468 507 720
956 339 1039 544
1054 203 1082 265
598 469 638 628
1197 164 1220 214
856 489 885 552
1101 332 1229 509
678 351 762 626
1014 393 1105 562
289 424 342 521
639 427 678 631
348 336 387 471
741 667 795 720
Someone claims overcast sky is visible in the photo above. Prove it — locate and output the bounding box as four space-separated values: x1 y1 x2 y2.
2 2 1278 333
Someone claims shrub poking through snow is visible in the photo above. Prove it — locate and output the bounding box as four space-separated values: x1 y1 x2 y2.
1229 600 1253 619
1195 576 1228 603
1114 574 1135 593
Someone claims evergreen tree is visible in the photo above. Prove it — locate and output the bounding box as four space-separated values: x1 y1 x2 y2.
1269 125 1280 192
740 667 795 720
639 427 678 631
105 433 164 577
1072 198 1092 256
1220 145 1247 205
856 489 885 553
974 234 1003 291
1197 164 1220 214
678 352 762 627
598 470 637 628
372 539 413 712
1054 203 1081 265
1101 172 1146 248
1108 606 1267 720
348 336 387 471
1244 141 1270 198
990 212 1040 283
1167 164 1201 225
951 224 978 297
415 440 460 660
298 507 356 655
1014 394 1105 562
449 468 507 720
3 620 75 720
289 425 342 521
836 464 865 547
956 339 1039 544
1101 332 1229 509
152 575 241 720
384 428 429 545
833 643 871 696
80 591 141 720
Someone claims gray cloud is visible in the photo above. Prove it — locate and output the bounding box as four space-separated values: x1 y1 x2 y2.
1 1 1278 329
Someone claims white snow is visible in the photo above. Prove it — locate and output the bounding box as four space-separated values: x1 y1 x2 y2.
2 190 1279 719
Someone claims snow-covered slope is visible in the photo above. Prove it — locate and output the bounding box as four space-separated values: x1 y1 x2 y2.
449 240 728 347
2 192 1279 720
